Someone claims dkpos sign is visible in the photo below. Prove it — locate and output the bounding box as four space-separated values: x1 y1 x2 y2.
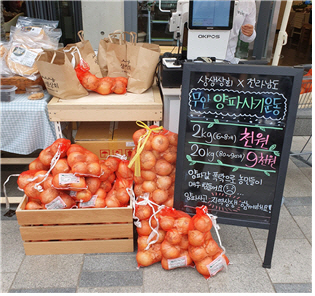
198 34 220 39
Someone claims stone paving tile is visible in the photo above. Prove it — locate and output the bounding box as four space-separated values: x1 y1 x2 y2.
283 160 312 198
11 254 83 289
79 270 143 287
77 286 143 293
9 287 77 293
254 239 312 283
283 196 312 207
142 263 209 293
0 272 16 293
248 205 305 241
83 254 138 271
1 221 25 273
273 283 312 293
207 253 275 293
286 205 312 216
292 216 312 244
215 223 257 254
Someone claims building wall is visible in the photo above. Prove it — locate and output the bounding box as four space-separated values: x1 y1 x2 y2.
81 0 125 50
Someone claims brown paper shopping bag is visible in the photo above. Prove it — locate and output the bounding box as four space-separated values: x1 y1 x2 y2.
127 42 160 94
61 31 102 78
36 50 88 100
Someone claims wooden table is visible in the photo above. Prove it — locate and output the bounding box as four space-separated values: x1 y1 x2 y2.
48 84 163 138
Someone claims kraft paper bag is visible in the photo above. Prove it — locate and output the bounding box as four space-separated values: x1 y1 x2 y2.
61 30 102 78
103 31 136 78
36 50 88 100
98 37 110 77
127 42 160 94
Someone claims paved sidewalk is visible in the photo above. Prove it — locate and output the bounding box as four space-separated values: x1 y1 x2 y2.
1 136 312 293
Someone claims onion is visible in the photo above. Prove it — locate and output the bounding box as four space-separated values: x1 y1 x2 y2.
87 162 101 176
151 229 166 244
156 176 172 190
179 234 189 250
163 197 174 208
34 170 48 183
67 152 86 167
180 249 193 266
188 230 205 247
93 196 106 208
151 189 168 205
43 175 53 190
39 187 59 204
51 158 70 176
99 165 111 181
194 215 212 233
165 229 182 245
81 72 99 90
67 144 85 156
137 236 149 251
24 182 41 199
212 252 230 265
142 180 157 193
159 215 175 231
204 239 221 256
108 173 116 183
151 135 169 152
133 129 146 145
25 201 43 210
39 147 53 166
74 189 92 202
99 180 112 193
29 158 50 171
137 219 152 236
103 157 120 173
195 256 213 277
134 176 144 184
136 250 154 267
141 170 156 181
135 204 153 220
116 161 134 180
50 138 71 158
133 184 144 196
105 195 120 207
59 192 76 208
72 161 88 175
188 245 207 262
161 145 177 164
17 170 37 190
167 132 178 146
154 159 173 176
140 150 156 170
95 188 107 199
150 243 162 261
174 216 191 235
161 257 170 270
86 177 101 194
115 188 130 206
161 241 181 259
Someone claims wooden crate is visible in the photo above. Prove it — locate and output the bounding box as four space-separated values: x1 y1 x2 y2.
16 196 134 255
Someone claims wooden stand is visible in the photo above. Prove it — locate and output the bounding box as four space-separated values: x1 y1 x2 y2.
16 196 134 255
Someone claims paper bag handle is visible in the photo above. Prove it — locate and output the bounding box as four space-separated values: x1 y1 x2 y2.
77 30 85 42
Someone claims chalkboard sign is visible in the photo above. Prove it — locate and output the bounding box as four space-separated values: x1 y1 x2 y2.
174 62 303 267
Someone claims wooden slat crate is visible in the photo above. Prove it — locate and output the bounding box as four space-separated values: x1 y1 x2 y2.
16 196 134 255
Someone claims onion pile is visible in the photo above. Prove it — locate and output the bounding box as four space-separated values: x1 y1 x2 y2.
188 206 229 279
130 125 178 207
19 139 133 210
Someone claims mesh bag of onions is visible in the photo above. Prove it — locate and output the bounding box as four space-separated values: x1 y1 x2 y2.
188 206 230 279
128 121 178 208
159 207 194 270
14 138 133 210
132 193 165 268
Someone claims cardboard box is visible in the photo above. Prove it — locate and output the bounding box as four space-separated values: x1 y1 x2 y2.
16 195 134 255
75 122 114 160
75 121 139 159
